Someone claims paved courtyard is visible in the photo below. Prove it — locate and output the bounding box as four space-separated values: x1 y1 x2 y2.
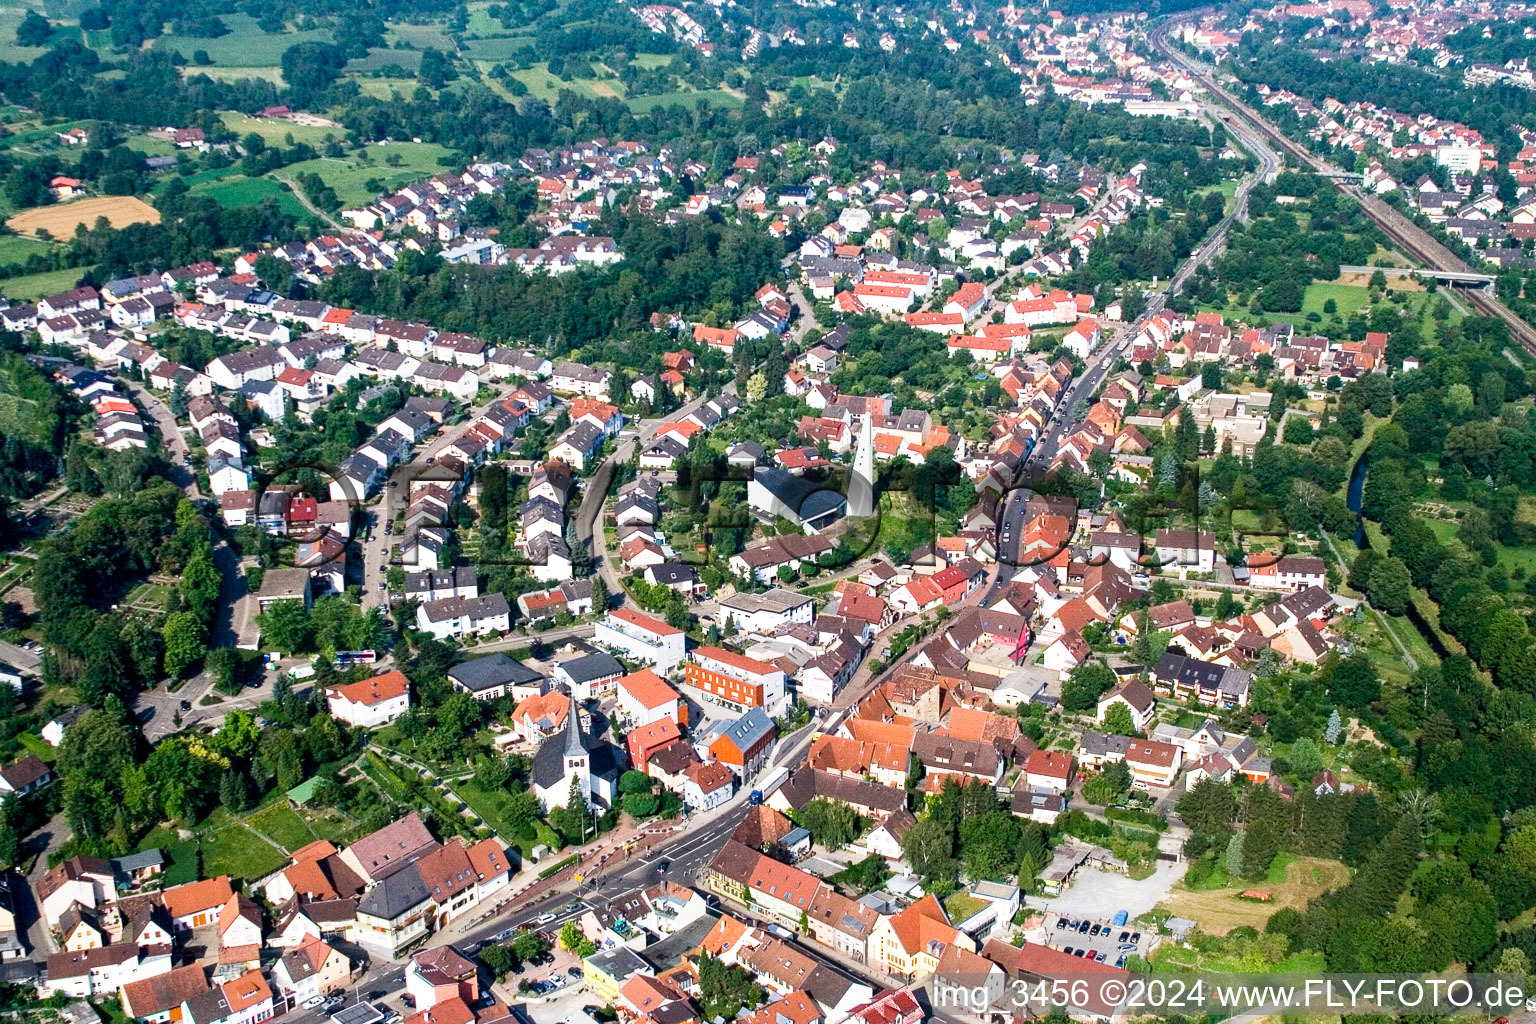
1028 861 1187 921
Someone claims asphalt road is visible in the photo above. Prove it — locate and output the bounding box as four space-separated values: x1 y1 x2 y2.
573 387 724 596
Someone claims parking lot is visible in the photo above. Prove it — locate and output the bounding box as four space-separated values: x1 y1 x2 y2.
477 918 588 1001
1042 912 1155 969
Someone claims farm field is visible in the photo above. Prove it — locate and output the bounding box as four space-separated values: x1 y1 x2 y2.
385 22 457 50
1158 856 1349 935
353 78 426 100
0 265 96 300
275 141 456 209
191 175 309 219
184 65 286 86
628 88 744 113
7 195 160 238
511 62 629 104
460 36 531 61
152 13 332 67
346 48 425 73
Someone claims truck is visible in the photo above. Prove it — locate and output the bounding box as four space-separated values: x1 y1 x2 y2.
752 766 790 806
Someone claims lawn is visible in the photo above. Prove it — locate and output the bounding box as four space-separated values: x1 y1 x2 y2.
455 777 526 839
152 14 332 66
627 88 743 113
0 235 52 266
0 265 94 300
161 839 200 886
1423 513 1536 576
122 134 177 157
274 141 456 209
221 112 342 147
303 807 361 845
191 175 309 219
631 53 675 69
246 801 317 853
1159 857 1349 936
200 823 288 883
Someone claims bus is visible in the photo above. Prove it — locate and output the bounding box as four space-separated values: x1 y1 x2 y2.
334 650 378 666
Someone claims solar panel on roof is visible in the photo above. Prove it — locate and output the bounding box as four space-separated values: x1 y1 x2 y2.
332 1003 385 1024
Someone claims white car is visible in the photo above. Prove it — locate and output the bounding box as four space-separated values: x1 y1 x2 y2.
302 996 326 1010
534 912 556 925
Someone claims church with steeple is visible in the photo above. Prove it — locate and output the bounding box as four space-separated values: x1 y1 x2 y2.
529 693 623 811
532 695 591 811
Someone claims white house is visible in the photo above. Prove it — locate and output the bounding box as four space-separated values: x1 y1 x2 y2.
326 670 411 728
593 609 686 676
717 589 814 635
1063 318 1101 359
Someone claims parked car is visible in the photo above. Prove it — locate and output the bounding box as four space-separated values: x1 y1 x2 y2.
1077 921 1091 934
302 997 325 1010
567 967 583 979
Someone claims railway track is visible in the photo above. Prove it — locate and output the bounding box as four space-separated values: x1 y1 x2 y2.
1149 17 1536 359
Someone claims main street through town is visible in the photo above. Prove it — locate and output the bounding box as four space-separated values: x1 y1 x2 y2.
130 53 1295 1010
277 716 824 1024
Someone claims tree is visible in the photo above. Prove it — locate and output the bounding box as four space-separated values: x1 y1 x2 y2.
1324 709 1343 745
280 42 348 105
1130 609 1171 676
697 953 764 1019
1061 660 1115 712
1288 737 1323 780
1176 778 1237 841
1366 556 1412 616
480 943 515 978
211 709 260 760
511 930 547 963
558 921 583 952
15 10 50 45
798 798 859 850
900 816 956 883
257 600 312 654
1102 702 1136 736
161 611 206 678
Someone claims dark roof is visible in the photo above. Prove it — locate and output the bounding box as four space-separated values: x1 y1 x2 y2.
775 768 905 814
754 467 846 526
558 651 624 684
447 654 543 692
356 863 430 920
